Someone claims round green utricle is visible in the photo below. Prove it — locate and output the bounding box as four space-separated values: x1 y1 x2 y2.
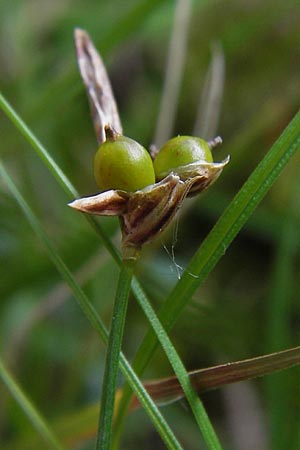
94 135 155 192
154 136 213 179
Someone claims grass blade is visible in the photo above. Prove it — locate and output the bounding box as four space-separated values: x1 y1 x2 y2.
96 262 135 450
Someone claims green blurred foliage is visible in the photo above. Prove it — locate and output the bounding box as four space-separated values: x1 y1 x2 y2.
1 0 300 449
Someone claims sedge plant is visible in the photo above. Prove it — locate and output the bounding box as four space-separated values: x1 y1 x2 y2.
1 4 300 450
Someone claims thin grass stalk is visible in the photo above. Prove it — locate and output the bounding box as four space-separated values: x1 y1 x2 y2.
0 160 183 450
96 261 135 450
0 357 66 450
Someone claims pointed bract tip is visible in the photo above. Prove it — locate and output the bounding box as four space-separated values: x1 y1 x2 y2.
68 198 82 211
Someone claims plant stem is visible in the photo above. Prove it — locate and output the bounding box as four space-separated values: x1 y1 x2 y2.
96 259 135 450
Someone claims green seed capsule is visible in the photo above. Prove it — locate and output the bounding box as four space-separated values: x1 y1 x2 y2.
153 136 213 180
94 135 155 192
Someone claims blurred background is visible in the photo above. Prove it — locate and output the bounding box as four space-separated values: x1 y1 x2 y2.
1 0 300 449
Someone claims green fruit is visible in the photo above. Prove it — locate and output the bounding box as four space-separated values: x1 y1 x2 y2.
153 136 213 180
94 135 155 192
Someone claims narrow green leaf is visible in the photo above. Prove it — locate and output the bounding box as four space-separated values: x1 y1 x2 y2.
0 357 66 450
96 262 135 450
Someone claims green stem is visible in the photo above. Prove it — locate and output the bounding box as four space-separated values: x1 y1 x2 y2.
96 260 135 450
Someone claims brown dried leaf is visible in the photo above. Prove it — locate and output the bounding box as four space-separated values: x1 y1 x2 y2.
129 346 300 410
74 28 122 143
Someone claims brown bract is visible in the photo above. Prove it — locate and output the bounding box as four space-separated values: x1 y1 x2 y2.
74 28 122 143
180 156 230 196
68 158 228 260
